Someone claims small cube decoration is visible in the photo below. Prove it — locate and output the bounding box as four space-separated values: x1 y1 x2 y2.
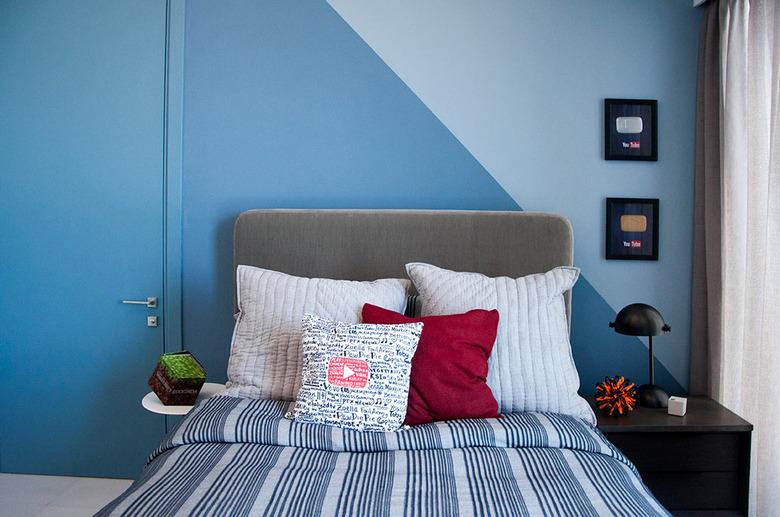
668 396 688 417
148 351 206 405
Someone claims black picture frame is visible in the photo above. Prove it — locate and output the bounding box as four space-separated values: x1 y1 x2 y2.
604 99 658 161
605 197 659 260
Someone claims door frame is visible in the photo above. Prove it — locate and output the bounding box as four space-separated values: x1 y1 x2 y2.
164 0 185 352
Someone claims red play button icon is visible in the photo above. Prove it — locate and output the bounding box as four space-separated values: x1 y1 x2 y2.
327 357 369 389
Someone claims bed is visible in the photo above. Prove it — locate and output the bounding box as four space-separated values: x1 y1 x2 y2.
99 209 668 516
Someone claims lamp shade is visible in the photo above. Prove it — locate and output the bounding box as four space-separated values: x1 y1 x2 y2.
609 303 671 336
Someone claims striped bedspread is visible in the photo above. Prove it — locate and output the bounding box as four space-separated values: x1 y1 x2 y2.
99 396 668 516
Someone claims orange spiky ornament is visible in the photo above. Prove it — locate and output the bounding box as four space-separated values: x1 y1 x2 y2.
595 376 637 416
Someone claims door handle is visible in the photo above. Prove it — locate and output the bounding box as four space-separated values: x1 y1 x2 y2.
121 297 157 308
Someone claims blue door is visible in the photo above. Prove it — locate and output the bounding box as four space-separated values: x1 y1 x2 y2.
1 1 169 477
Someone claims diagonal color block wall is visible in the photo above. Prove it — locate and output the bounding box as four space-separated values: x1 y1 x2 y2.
183 0 699 395
327 0 701 390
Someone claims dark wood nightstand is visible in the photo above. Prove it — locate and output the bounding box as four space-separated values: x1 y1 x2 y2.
589 396 753 516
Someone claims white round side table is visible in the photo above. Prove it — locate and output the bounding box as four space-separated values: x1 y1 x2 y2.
141 382 226 415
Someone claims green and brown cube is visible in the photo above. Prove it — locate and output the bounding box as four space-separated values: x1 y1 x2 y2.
148 351 206 405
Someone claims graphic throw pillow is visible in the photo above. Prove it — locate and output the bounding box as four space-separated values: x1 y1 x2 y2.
226 265 410 400
288 314 423 432
362 304 499 426
405 262 595 424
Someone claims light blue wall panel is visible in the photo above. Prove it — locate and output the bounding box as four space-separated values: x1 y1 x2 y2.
182 0 685 395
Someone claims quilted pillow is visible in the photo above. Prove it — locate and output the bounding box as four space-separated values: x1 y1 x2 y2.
287 314 423 432
362 303 499 426
225 265 410 400
405 262 595 424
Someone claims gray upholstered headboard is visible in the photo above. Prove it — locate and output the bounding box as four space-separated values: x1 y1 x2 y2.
233 209 574 319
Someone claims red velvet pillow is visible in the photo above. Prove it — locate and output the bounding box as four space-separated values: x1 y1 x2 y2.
362 303 499 426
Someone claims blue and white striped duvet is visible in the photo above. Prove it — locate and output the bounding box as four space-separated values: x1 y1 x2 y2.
98 396 668 516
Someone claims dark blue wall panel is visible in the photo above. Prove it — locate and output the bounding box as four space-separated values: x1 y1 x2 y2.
182 0 516 380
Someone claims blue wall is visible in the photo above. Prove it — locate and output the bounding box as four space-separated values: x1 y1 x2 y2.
328 0 701 389
183 0 698 395
1 0 171 477
182 0 517 381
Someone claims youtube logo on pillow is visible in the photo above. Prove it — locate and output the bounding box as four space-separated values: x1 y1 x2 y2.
326 356 369 389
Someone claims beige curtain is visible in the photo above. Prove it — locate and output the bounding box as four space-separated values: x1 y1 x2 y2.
690 0 780 514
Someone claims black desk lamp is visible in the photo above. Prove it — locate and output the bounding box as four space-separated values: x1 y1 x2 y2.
609 303 671 408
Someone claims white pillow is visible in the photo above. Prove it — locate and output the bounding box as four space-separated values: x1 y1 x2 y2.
287 314 423 432
225 265 411 400
405 262 595 424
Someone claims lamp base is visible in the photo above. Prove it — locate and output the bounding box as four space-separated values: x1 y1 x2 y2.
637 384 669 408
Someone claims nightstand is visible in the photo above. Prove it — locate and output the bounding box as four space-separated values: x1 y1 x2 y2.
590 396 752 516
142 382 225 415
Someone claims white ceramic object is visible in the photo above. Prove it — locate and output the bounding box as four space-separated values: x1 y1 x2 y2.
668 396 688 417
141 382 226 415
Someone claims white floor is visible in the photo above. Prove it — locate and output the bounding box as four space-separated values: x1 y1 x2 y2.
0 474 132 517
